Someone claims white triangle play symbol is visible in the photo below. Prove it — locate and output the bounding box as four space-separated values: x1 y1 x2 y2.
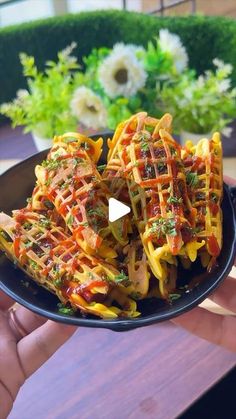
108 198 131 222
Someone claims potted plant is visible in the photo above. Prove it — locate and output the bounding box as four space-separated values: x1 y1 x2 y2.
0 43 79 151
157 58 236 144
70 30 189 131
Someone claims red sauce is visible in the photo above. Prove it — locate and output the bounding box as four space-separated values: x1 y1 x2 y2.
209 202 219 216
207 234 220 257
13 236 21 258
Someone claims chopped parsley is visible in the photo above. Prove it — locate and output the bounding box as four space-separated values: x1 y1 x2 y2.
73 157 84 166
97 164 106 172
133 161 139 167
23 222 32 230
150 217 177 237
57 303 75 315
169 146 177 156
29 260 38 270
210 192 218 203
39 217 51 228
79 221 89 227
114 271 129 283
157 162 165 172
67 214 74 226
87 272 94 279
54 278 63 288
186 172 199 188
141 141 149 152
145 125 154 133
167 196 183 205
87 208 105 217
169 293 181 302
41 159 61 171
45 179 51 187
24 240 32 249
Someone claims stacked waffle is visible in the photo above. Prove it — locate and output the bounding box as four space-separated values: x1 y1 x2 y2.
0 115 223 318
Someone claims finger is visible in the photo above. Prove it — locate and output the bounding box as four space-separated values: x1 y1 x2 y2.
0 290 15 311
8 306 47 341
210 276 236 313
0 312 25 401
223 175 236 186
172 307 236 352
17 321 76 377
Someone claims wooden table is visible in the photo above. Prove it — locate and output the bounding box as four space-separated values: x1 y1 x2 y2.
1 125 236 419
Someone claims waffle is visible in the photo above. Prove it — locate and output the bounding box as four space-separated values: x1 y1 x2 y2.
33 133 118 259
0 209 139 318
105 113 205 297
182 133 223 267
0 114 223 317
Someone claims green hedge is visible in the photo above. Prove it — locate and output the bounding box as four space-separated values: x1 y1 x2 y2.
1 10 236 106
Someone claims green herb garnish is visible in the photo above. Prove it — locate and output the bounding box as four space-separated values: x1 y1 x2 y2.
210 192 218 203
54 278 63 287
169 293 181 302
141 141 149 152
29 260 38 270
57 303 75 316
157 162 165 172
87 208 105 217
73 157 83 166
97 164 106 172
24 240 32 249
45 179 51 187
26 197 32 204
39 217 51 228
23 222 32 230
150 217 177 237
79 221 89 227
67 214 74 226
41 159 61 171
114 271 129 283
186 172 199 188
167 196 183 205
169 146 177 156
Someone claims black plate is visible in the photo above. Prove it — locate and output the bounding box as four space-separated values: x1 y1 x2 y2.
0 134 235 331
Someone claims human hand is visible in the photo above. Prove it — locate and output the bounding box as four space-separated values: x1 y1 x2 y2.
173 176 236 352
0 291 76 418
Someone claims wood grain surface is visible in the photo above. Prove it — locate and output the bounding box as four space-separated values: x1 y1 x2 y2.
8 324 236 419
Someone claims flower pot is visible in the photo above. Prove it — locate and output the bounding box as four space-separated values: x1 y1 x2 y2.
32 132 52 151
180 130 212 146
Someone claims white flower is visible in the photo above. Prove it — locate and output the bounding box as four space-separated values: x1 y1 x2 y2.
159 29 188 73
213 58 233 73
217 78 231 93
222 126 233 137
98 43 147 98
16 89 29 100
70 86 107 129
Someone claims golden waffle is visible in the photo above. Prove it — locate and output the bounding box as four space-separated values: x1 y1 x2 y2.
34 136 117 259
106 113 205 297
0 209 139 318
182 133 223 266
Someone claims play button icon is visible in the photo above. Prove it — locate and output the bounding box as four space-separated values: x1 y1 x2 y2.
108 198 131 223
